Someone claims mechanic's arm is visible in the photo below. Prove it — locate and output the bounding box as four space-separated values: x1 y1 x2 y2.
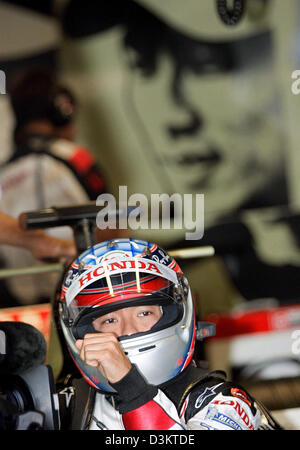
0 211 76 263
76 333 185 430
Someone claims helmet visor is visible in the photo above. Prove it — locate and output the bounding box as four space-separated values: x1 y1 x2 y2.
63 257 186 333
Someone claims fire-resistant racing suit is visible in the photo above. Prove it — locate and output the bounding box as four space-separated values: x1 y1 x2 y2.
58 363 281 430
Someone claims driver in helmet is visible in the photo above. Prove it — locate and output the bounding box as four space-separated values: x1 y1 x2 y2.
57 238 281 430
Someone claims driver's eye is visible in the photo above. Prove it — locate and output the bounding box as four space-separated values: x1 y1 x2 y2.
103 318 116 324
138 311 151 317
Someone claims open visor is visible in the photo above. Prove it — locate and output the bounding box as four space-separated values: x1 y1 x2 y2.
63 257 187 337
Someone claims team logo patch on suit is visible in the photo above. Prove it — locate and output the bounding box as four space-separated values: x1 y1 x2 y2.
230 388 252 407
194 383 223 409
205 406 243 430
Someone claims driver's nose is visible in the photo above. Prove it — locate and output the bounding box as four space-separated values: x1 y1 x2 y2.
118 319 139 337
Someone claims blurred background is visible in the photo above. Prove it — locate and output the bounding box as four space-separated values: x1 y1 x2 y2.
1 0 300 428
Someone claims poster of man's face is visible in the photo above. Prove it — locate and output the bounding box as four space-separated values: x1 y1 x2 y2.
125 20 287 224
61 0 287 227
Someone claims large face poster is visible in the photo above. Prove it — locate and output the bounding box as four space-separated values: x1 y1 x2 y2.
126 28 286 224
61 0 287 225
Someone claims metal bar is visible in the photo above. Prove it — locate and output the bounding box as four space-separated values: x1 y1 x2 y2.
168 246 215 259
0 263 64 279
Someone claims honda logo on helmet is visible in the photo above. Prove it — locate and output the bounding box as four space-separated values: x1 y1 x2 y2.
78 258 163 288
65 256 179 306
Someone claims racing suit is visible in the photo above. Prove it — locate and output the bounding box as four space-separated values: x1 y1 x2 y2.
58 363 281 430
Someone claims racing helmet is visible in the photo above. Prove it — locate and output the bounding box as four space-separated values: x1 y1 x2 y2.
58 238 196 392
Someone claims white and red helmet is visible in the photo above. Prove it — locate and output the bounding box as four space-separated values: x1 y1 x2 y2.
58 238 196 392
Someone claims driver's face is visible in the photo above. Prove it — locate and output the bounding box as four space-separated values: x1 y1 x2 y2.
92 304 162 337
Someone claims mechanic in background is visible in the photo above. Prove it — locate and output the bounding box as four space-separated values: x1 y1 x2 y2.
0 67 108 306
